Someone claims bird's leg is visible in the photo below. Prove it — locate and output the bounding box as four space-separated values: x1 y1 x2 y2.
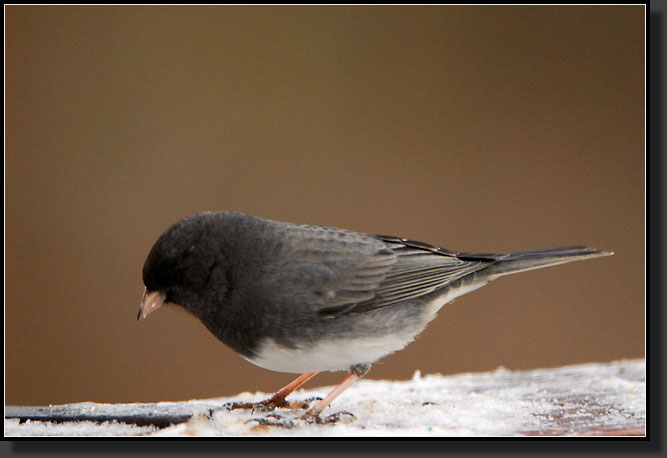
224 372 319 412
299 363 370 424
241 364 369 428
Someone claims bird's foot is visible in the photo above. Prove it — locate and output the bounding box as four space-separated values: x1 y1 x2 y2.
244 409 356 430
246 413 297 429
213 402 273 416
218 395 323 415
300 410 357 425
219 397 285 413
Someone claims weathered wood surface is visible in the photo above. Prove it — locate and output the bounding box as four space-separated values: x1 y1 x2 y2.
5 359 645 436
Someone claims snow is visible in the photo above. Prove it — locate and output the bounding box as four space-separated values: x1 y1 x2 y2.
5 359 645 437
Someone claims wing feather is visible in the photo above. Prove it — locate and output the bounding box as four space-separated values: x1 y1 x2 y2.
317 238 495 317
266 226 495 318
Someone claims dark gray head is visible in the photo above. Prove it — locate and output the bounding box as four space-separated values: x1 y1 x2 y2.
140 212 233 321
144 214 213 295
139 211 279 356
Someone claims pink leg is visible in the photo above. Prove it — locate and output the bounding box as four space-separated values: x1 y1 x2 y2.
227 371 319 411
300 372 361 420
268 371 319 405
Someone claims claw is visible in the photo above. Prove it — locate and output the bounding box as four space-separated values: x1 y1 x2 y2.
246 414 297 429
244 410 357 429
212 398 357 428
250 403 277 414
222 400 281 412
300 410 357 425
217 396 320 413
326 410 356 424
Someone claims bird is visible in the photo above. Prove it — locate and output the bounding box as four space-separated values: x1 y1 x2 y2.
138 211 612 424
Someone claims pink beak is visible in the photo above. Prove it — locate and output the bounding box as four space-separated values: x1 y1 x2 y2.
137 288 166 321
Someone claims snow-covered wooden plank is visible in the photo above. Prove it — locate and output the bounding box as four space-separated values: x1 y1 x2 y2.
4 359 645 437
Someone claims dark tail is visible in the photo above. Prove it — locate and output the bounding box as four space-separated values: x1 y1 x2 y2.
489 246 613 277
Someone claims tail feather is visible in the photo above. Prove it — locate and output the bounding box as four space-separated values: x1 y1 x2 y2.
489 246 613 277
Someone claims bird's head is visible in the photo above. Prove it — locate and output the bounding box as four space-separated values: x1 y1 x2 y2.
138 213 221 321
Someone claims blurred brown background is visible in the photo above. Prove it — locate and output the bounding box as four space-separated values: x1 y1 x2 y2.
5 6 644 406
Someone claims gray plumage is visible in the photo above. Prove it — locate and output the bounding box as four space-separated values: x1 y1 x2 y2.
141 211 612 375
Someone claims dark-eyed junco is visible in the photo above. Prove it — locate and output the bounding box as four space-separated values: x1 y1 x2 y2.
139 211 612 423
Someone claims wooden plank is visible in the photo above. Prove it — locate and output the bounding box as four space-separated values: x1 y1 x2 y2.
5 359 645 436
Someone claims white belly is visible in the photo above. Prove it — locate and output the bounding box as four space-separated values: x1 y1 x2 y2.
245 279 490 374
245 332 414 374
